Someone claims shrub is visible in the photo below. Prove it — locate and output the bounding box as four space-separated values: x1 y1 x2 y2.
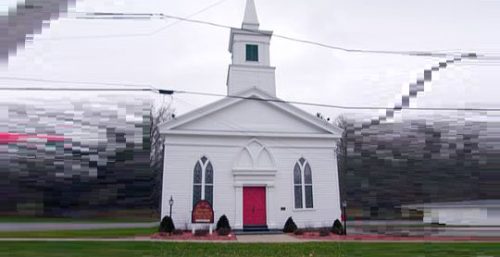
319 228 330 237
194 230 209 237
331 219 344 235
294 229 304 235
217 227 231 236
159 216 175 233
216 214 231 231
283 217 298 233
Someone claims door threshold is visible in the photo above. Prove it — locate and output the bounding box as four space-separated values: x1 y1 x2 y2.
242 225 269 232
235 228 283 235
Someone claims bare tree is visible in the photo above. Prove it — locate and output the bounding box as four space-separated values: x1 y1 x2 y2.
150 103 174 162
334 115 349 207
150 102 174 216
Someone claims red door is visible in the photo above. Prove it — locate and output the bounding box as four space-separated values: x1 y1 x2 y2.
243 187 267 226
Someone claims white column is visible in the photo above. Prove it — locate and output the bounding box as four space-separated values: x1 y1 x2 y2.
234 185 243 229
266 185 276 229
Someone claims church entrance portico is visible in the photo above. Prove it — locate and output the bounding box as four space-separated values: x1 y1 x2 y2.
232 139 277 230
243 186 267 229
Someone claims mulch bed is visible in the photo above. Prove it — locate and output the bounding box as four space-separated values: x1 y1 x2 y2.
151 231 236 241
292 232 500 242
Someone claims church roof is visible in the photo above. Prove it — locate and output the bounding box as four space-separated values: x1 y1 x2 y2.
160 87 342 138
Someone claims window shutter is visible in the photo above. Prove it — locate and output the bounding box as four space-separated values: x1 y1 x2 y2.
246 44 259 61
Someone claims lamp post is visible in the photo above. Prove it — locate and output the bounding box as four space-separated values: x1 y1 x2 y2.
342 200 347 235
169 196 174 218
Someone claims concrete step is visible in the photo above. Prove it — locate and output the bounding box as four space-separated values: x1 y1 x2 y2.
234 229 283 235
242 225 269 232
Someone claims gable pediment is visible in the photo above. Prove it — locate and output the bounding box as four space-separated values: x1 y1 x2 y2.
160 89 341 137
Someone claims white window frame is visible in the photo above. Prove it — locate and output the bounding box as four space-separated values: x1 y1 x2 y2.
293 158 314 210
192 157 214 207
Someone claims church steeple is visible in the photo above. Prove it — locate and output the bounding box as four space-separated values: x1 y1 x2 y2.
242 0 259 30
227 0 276 97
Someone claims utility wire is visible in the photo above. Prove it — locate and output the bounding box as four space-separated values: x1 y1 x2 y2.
174 90 500 112
0 87 152 92
355 54 462 130
0 76 157 89
149 0 231 35
67 11 500 59
33 0 230 41
1 84 499 112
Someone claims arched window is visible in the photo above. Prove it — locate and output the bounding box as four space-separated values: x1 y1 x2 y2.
293 157 313 209
193 156 214 207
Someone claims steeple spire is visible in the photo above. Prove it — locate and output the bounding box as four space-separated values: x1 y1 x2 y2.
242 0 259 30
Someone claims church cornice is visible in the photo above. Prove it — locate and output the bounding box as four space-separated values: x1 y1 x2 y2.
228 64 276 70
162 130 340 139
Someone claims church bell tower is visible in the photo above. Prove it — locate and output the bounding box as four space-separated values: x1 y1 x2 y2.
227 0 276 97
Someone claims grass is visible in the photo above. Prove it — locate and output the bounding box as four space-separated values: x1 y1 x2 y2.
0 216 157 223
0 241 499 257
0 227 157 238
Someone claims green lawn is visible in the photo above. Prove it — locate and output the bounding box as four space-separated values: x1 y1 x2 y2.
0 242 499 257
0 227 157 238
0 216 157 223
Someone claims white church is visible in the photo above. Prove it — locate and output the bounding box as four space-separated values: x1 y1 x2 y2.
160 0 342 231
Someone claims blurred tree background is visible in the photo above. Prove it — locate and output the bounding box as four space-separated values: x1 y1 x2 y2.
335 113 500 219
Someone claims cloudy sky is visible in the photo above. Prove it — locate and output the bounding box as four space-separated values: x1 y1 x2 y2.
2 0 499 121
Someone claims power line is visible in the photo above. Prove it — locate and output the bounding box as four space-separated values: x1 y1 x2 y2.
0 76 157 89
0 87 152 92
66 11 500 59
2 84 499 112
174 90 500 112
33 0 231 41
354 54 461 130
148 0 231 35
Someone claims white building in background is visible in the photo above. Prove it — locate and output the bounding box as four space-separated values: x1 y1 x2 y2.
403 200 500 226
160 0 342 231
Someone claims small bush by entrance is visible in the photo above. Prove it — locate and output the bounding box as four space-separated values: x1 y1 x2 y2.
283 217 298 233
159 216 175 233
216 215 231 231
331 219 344 235
216 214 231 236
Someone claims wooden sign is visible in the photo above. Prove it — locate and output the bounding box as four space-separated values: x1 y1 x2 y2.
192 200 214 224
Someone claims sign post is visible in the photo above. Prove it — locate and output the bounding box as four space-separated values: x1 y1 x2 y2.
169 196 174 218
191 200 214 234
342 200 347 235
